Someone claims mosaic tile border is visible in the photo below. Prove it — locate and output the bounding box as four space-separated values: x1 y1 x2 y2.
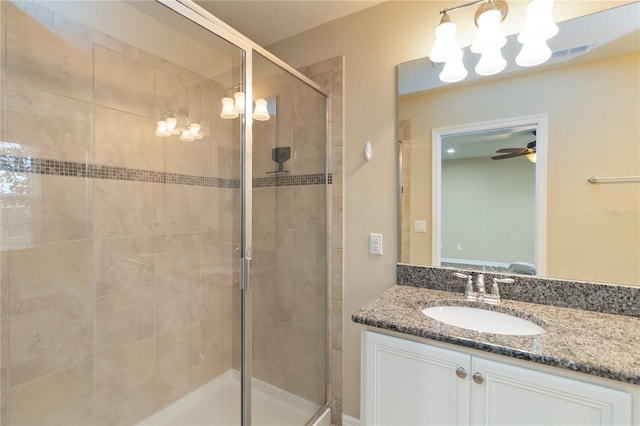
0 156 331 188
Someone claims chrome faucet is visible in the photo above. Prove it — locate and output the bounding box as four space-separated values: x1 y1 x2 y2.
453 271 485 301
454 272 514 304
453 272 474 299
476 273 486 301
484 277 514 304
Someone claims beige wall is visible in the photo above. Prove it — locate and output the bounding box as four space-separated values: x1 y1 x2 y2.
268 0 637 419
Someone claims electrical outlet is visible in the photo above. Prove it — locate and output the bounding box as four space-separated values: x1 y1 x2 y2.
414 220 427 233
370 233 383 255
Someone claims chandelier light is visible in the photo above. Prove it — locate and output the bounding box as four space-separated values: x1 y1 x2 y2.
429 0 557 83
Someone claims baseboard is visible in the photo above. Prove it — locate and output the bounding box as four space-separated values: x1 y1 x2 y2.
342 414 360 426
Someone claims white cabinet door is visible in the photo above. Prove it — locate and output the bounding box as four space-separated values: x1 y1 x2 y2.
471 357 633 426
362 331 471 425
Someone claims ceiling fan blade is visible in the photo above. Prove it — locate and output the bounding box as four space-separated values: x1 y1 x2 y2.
496 148 527 153
491 151 527 160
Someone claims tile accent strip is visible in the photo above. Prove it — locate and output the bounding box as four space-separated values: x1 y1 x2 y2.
396 263 640 318
0 156 331 188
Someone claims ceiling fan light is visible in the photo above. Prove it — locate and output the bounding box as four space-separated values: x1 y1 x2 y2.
516 39 552 67
475 47 507 75
430 14 464 63
526 152 537 163
440 54 468 83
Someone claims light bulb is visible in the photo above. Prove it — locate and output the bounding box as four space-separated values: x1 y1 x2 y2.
471 9 506 54
475 47 507 75
440 54 468 83
526 152 537 163
516 39 552 67
252 99 270 121
233 91 245 114
220 97 238 119
429 15 462 63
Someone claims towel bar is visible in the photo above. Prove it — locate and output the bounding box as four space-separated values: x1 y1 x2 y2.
587 176 640 184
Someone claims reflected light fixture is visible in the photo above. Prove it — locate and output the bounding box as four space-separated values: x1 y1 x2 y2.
526 152 537 163
155 107 202 141
219 86 271 121
429 0 557 83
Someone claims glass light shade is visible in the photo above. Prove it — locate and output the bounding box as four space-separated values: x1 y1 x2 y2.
526 152 537 163
189 122 203 139
252 99 270 121
155 120 171 137
179 130 194 141
220 97 238 119
233 91 245 114
166 117 180 134
471 9 507 54
439 55 468 83
518 0 558 43
475 47 507 75
429 20 461 63
516 39 552 67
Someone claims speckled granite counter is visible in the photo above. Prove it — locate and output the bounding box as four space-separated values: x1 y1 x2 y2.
352 285 640 385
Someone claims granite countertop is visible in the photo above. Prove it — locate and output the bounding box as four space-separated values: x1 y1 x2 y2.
352 285 640 385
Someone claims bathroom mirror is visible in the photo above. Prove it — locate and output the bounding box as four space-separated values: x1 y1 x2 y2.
398 3 640 286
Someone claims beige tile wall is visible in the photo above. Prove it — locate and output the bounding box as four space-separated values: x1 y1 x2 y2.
0 3 240 425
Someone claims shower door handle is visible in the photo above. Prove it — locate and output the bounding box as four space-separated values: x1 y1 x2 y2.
240 257 251 291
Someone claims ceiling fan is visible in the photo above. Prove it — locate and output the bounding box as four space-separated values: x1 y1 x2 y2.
491 131 536 161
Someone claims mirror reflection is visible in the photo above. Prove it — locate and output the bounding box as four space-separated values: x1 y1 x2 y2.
440 126 537 274
398 3 639 286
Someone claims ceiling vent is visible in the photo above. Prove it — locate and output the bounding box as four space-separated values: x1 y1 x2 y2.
551 44 593 59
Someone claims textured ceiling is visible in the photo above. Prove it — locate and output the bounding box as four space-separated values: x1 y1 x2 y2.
194 0 384 46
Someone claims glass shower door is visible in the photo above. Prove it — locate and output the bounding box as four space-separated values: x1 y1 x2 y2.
0 1 245 424
249 52 329 424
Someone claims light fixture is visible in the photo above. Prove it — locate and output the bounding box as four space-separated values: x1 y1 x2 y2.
429 0 557 83
233 91 245 114
516 0 558 67
220 86 271 121
155 107 202 141
526 152 537 163
220 97 238 119
252 99 270 121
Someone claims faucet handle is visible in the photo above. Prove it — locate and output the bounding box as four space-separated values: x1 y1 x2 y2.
453 272 476 300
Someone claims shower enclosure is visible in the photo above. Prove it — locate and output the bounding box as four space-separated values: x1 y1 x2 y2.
0 1 329 425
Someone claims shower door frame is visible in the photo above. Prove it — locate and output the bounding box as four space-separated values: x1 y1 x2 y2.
156 1 331 424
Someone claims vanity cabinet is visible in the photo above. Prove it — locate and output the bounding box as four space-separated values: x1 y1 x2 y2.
362 331 633 425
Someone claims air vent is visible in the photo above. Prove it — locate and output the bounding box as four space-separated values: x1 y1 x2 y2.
551 44 593 59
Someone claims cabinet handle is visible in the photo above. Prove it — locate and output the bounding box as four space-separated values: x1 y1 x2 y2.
455 367 467 379
472 372 484 384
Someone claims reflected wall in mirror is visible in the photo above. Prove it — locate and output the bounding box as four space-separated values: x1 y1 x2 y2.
436 122 540 275
398 3 639 286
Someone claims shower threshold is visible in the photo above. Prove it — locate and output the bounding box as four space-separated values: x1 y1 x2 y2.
137 370 328 426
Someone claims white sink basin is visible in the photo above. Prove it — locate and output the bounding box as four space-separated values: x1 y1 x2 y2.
421 305 545 336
